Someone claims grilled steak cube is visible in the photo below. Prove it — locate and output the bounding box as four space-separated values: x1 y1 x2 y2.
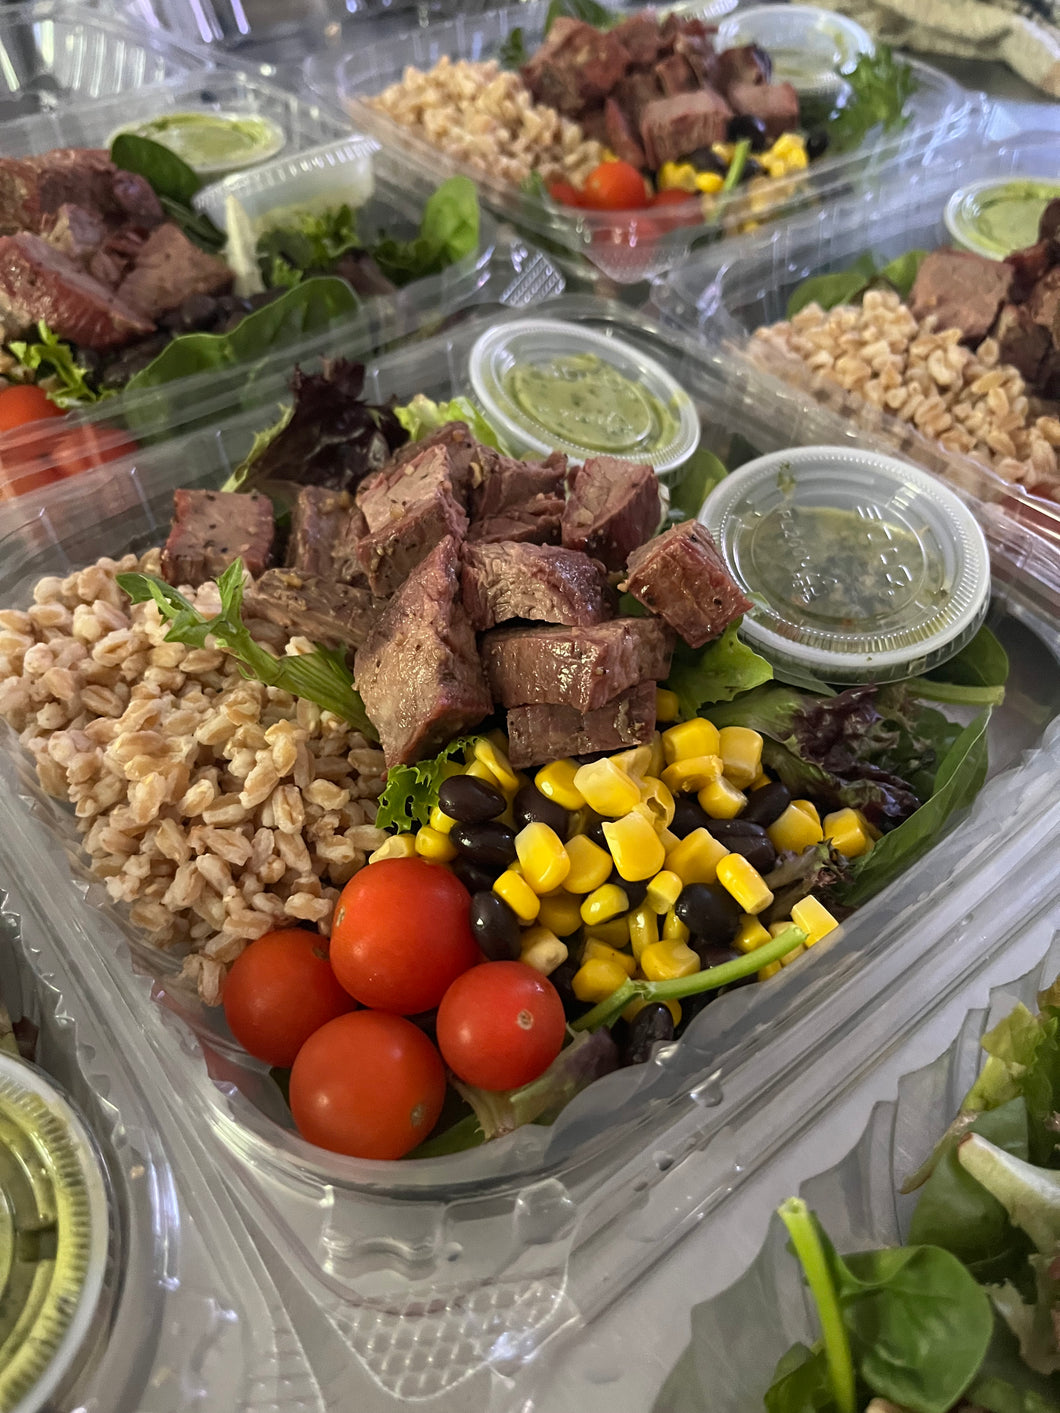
161 489 275 588
521 18 630 116
561 456 660 569
40 204 107 264
469 448 566 546
604 98 648 169
507 681 657 769
245 568 383 651
713 44 772 94
909 249 1014 344
468 504 565 545
356 442 467 532
994 303 1051 383
611 12 666 67
640 90 733 169
388 421 483 498
287 486 357 578
352 489 468 597
1028 267 1060 339
461 542 613 631
482 617 674 713
355 536 491 767
621 520 751 649
1004 239 1054 303
115 224 233 321
727 80 799 139
656 53 699 96
0 233 154 348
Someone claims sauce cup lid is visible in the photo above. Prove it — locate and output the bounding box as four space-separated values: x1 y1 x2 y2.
699 446 991 684
108 110 287 178
468 319 700 477
944 175 1060 260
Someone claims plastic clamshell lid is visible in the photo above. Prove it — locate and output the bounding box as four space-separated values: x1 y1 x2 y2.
700 445 991 683
944 174 1060 259
715 4 873 92
468 318 700 476
0 1054 109 1413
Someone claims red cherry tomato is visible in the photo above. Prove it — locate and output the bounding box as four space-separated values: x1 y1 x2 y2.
330 858 480 1015
548 179 584 208
0 384 63 432
50 424 139 479
289 1010 446 1159
580 160 650 212
436 961 566 1092
649 188 702 232
222 927 355 1068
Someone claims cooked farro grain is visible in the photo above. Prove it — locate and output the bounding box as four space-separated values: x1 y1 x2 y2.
750 289 1060 501
0 552 387 1006
368 57 605 189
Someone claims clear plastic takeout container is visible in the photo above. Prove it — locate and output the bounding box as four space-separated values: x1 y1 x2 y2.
716 4 874 97
651 130 1060 616
0 295 1056 1411
303 0 982 285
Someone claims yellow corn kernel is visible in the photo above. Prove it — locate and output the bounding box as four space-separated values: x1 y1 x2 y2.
603 811 667 882
792 799 822 826
638 776 676 830
658 160 698 192
666 827 728 886
588 915 630 947
770 132 805 159
734 914 771 955
563 833 612 894
662 717 720 763
780 943 806 967
658 826 680 854
534 759 586 811
662 906 690 942
520 925 568 976
655 689 680 723
719 726 763 789
758 961 782 982
611 744 652 779
694 170 724 194
474 738 518 794
823 808 873 860
466 759 500 786
429 804 457 836
580 882 629 927
573 759 641 817
767 803 825 853
712 141 735 163
581 938 636 977
791 896 840 948
698 776 747 820
661 754 724 792
573 956 633 1003
647 731 666 780
622 995 682 1026
415 826 457 864
368 834 417 864
716 853 774 914
750 770 771 791
628 905 660 961
645 869 682 914
641 938 700 982
515 821 570 894
494 869 540 924
536 890 583 937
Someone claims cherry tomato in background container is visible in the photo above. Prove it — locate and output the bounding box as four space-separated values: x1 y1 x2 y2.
0 383 62 432
222 927 355 1068
290 1010 447 1159
329 857 480 1014
580 160 650 212
436 961 567 1092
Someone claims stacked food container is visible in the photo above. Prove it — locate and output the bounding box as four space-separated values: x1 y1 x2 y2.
0 0 1058 1409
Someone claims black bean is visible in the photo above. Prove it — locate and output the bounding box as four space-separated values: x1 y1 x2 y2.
671 795 711 839
548 959 582 1020
675 883 741 945
513 783 569 836
439 775 506 825
585 815 609 849
682 146 727 175
806 127 830 161
451 822 517 872
622 1003 675 1065
741 156 765 183
741 781 791 828
703 819 776 873
726 114 769 151
610 871 647 909
450 858 500 894
469 892 521 961
689 939 739 969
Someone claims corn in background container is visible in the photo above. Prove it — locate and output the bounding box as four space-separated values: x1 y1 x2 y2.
0 295 1056 1410
303 0 983 286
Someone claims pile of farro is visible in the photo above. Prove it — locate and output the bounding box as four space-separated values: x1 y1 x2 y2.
367 58 605 189
750 289 1060 500
0 550 387 1005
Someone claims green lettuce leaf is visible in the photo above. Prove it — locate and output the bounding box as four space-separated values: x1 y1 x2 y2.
372 176 479 285
6 322 111 408
827 46 917 154
668 446 728 523
256 203 362 288
375 734 481 833
395 393 501 450
787 253 879 318
663 622 773 717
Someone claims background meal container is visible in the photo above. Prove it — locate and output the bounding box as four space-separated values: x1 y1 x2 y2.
716 4 873 96
700 445 991 683
944 174 1060 259
468 319 700 477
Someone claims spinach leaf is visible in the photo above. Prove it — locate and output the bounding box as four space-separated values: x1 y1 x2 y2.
6 322 111 408
110 132 201 205
256 203 361 287
828 46 917 154
498 27 528 68
879 249 929 299
763 1344 835 1412
832 709 991 907
969 1314 1060 1412
925 623 1010 691
668 445 728 523
545 0 614 32
786 254 878 317
372 176 479 285
664 622 773 717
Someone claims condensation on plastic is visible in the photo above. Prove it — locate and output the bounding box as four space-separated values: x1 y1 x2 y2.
0 890 326 1411
302 0 982 285
651 131 1060 618
0 296 1056 1409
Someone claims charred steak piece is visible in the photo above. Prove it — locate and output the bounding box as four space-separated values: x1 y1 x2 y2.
354 535 491 766
387 420 484 496
1004 239 1055 303
561 456 660 570
726 80 799 139
0 233 155 348
245 568 384 651
39 203 107 264
621 520 751 649
286 486 358 578
482 617 674 713
611 12 667 68
469 448 566 546
640 89 733 169
357 441 469 532
909 249 1015 344
712 44 772 94
161 489 275 588
507 681 657 769
604 98 648 170
994 303 1051 383
116 224 233 321
351 487 468 598
1028 266 1060 340
461 541 614 630
521 18 631 116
